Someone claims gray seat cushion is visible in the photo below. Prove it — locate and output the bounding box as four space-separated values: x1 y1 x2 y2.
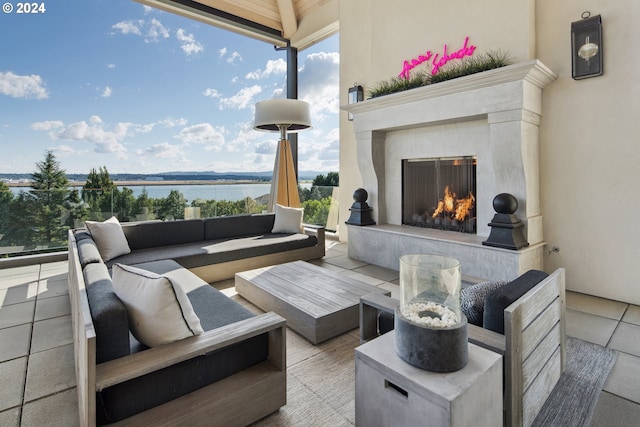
106 233 317 269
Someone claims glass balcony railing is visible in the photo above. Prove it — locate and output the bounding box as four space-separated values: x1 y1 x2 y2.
0 184 339 258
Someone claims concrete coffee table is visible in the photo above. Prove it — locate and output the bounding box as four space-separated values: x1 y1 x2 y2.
235 260 390 344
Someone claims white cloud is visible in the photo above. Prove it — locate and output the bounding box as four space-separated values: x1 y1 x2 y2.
147 19 170 42
135 142 184 159
245 58 287 80
221 50 242 64
31 115 138 155
107 64 116 69
203 88 220 98
51 145 76 157
111 19 169 43
0 71 49 99
175 123 225 151
219 85 262 110
176 29 203 56
156 117 188 128
299 52 340 120
101 86 112 98
111 20 143 36
31 120 64 131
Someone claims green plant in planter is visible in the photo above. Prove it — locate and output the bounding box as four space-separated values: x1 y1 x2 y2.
368 50 513 99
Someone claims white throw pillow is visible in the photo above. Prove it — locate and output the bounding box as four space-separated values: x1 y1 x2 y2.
272 204 304 233
85 216 131 262
112 264 204 347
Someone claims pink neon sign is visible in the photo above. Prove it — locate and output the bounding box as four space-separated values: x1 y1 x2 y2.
399 36 477 79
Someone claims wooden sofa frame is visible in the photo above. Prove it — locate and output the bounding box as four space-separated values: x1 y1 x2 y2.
68 233 287 427
359 268 566 427
189 224 325 283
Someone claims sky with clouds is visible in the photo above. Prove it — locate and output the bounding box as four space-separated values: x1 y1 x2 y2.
0 0 339 175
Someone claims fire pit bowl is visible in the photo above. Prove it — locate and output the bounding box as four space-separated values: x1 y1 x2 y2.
394 254 468 372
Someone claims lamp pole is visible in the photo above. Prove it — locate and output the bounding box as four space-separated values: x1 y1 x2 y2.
276 42 299 181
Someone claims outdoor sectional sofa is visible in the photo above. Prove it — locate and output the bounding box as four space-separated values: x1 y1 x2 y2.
68 212 325 426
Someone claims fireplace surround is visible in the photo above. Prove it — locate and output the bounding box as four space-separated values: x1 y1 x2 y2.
342 60 557 281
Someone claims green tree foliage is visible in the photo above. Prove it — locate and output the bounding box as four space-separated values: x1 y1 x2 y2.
83 166 117 219
157 189 187 220
300 172 339 202
299 172 338 225
6 191 36 249
0 181 12 235
190 197 265 218
30 151 70 247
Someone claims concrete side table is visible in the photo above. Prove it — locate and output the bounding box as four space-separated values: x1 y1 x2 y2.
355 331 503 427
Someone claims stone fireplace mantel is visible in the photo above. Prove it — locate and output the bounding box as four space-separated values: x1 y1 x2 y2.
342 60 557 280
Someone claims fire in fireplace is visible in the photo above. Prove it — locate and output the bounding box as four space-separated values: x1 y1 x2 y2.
402 156 477 233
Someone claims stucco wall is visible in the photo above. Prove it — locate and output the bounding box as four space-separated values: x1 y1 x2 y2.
339 0 639 304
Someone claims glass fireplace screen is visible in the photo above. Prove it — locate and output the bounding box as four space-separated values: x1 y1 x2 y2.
402 156 476 233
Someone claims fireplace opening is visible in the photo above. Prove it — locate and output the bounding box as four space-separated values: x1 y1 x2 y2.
402 156 477 233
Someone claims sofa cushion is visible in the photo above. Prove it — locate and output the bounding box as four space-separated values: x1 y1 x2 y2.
272 204 303 233
204 214 274 240
106 233 317 269
85 216 131 262
74 231 103 268
83 262 130 363
112 264 204 347
121 219 204 250
461 280 509 326
483 270 549 334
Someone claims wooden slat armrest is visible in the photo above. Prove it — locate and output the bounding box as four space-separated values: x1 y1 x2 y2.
302 223 325 230
303 224 325 240
96 312 285 391
360 293 398 315
468 323 506 355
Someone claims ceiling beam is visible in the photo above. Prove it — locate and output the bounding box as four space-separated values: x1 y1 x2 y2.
276 0 298 39
135 0 288 46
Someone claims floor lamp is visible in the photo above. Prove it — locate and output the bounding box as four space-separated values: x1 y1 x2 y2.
254 99 312 211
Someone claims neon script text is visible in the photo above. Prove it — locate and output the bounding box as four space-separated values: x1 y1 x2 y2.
399 37 477 79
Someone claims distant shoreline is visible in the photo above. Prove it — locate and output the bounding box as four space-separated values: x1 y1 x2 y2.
6 179 271 188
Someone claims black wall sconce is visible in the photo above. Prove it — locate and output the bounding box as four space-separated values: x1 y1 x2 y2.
571 12 603 80
348 83 364 121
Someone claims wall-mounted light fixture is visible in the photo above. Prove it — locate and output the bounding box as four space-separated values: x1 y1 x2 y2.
571 12 603 80
348 83 363 121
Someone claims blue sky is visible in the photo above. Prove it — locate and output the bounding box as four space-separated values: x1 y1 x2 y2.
0 0 339 175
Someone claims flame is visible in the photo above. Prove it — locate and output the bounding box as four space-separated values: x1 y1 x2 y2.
432 186 475 221
454 192 475 221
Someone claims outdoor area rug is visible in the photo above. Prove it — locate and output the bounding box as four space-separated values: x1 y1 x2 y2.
532 337 617 427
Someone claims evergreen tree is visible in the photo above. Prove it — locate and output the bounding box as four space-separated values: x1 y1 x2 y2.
0 181 14 248
83 166 117 217
30 151 70 247
6 191 36 249
158 189 186 220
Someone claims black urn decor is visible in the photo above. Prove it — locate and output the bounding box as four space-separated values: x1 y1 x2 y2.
345 188 376 226
482 193 529 250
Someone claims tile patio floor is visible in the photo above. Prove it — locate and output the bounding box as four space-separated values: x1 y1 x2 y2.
1 241 639 426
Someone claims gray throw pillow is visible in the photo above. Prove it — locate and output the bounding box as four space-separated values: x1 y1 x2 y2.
461 280 508 326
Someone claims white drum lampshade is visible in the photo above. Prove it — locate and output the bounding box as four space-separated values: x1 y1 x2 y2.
253 99 312 211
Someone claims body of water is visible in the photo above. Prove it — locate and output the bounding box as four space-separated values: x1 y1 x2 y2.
9 183 313 202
